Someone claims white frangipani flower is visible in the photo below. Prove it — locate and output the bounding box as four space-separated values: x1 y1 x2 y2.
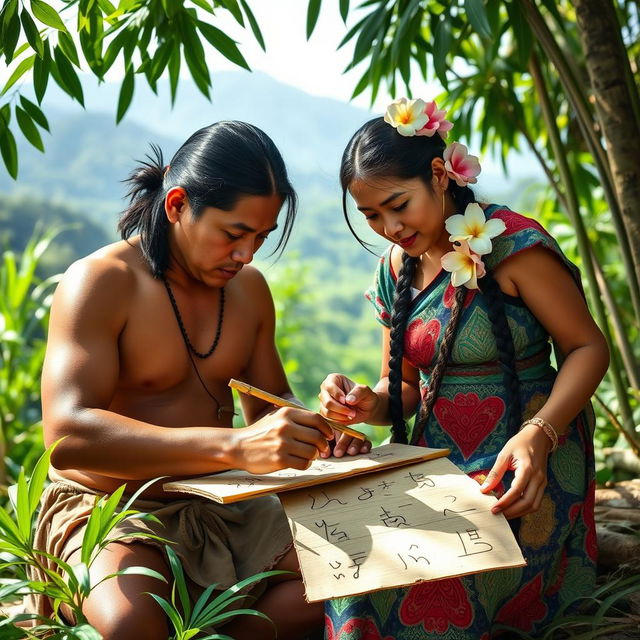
445 203 506 256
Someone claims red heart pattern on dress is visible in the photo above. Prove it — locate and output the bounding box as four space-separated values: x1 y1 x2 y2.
433 393 505 459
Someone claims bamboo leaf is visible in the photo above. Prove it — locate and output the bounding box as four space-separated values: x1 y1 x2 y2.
0 121 18 178
20 9 44 58
190 0 214 13
306 0 321 39
19 95 49 131
16 105 44 152
53 44 85 105
219 0 243 25
116 63 134 123
30 0 67 31
433 14 452 89
2 8 20 64
464 0 492 39
506 0 532 71
197 20 249 70
58 30 80 67
1 54 36 96
168 46 181 106
33 41 50 103
339 0 349 22
238 0 264 50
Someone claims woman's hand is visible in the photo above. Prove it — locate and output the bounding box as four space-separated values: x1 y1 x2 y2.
479 424 553 519
318 374 377 458
318 374 380 425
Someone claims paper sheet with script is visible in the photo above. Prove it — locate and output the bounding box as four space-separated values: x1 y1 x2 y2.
280 456 526 602
163 443 448 503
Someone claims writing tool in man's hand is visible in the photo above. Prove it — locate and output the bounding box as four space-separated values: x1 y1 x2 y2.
228 379 367 441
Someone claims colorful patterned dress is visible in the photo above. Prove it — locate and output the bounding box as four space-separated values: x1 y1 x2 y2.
325 205 596 639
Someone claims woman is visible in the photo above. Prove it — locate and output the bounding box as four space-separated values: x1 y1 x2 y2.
319 98 609 638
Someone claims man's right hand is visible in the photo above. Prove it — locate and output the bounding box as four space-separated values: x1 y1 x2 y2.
235 407 334 473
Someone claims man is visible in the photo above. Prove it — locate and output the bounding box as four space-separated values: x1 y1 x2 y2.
33 122 368 639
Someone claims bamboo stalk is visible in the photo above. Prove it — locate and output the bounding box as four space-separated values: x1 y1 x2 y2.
529 52 639 451
517 121 640 392
522 0 640 324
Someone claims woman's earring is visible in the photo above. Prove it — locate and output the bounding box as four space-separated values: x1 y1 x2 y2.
442 190 445 216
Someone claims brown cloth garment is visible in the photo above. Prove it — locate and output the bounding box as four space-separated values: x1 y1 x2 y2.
26 470 293 622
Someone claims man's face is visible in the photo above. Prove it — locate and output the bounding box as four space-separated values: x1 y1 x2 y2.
171 192 283 286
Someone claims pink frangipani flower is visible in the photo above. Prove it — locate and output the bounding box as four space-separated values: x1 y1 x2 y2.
443 142 482 187
416 100 453 139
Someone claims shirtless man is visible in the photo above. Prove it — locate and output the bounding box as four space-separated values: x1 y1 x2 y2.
35 122 366 640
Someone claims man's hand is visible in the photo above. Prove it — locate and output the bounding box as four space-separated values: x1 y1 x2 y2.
235 407 334 473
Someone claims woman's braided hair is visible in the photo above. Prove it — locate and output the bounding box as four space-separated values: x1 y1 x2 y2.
340 117 522 443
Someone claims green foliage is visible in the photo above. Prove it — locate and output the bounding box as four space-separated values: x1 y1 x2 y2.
0 226 59 488
148 545 288 640
0 0 265 176
0 442 168 638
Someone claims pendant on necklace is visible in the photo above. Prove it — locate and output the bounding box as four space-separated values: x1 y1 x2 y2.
217 405 238 421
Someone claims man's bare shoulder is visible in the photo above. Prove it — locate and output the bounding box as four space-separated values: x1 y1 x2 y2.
55 239 145 314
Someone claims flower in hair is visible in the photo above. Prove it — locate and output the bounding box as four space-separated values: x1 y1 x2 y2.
384 98 430 136
443 142 481 186
416 101 453 139
441 240 486 289
446 203 506 256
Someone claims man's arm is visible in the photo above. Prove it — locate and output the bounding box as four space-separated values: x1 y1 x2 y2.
42 257 241 478
43 259 331 478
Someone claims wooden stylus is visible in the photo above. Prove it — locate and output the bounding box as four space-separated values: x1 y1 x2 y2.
229 378 367 441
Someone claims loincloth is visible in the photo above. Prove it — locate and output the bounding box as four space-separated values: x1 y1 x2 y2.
26 472 293 622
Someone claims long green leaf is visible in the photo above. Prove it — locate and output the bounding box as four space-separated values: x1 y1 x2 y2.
116 63 134 123
339 0 349 22
15 105 44 152
147 593 185 633
20 8 44 57
238 0 264 50
30 0 67 31
464 0 492 39
306 0 321 39
58 30 80 67
165 545 191 620
33 40 50 102
20 95 49 131
27 440 56 515
168 46 181 106
219 0 243 26
1 54 36 96
53 45 84 105
2 7 20 64
197 20 249 70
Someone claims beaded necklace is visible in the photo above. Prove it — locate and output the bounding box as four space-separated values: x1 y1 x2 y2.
161 276 236 420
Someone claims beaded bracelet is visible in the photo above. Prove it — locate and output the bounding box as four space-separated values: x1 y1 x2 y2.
520 417 559 452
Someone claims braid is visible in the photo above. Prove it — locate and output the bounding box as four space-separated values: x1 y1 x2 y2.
480 270 522 433
411 286 467 445
388 252 418 444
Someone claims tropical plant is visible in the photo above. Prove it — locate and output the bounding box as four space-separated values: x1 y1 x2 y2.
0 226 60 490
148 545 288 640
0 442 168 639
0 0 265 178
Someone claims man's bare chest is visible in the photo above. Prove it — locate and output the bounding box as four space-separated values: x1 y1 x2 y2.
115 286 259 392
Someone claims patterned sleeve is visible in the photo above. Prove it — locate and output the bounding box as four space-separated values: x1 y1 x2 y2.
364 245 395 328
483 205 582 286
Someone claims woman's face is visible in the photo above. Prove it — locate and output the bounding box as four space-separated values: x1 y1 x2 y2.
349 175 450 257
